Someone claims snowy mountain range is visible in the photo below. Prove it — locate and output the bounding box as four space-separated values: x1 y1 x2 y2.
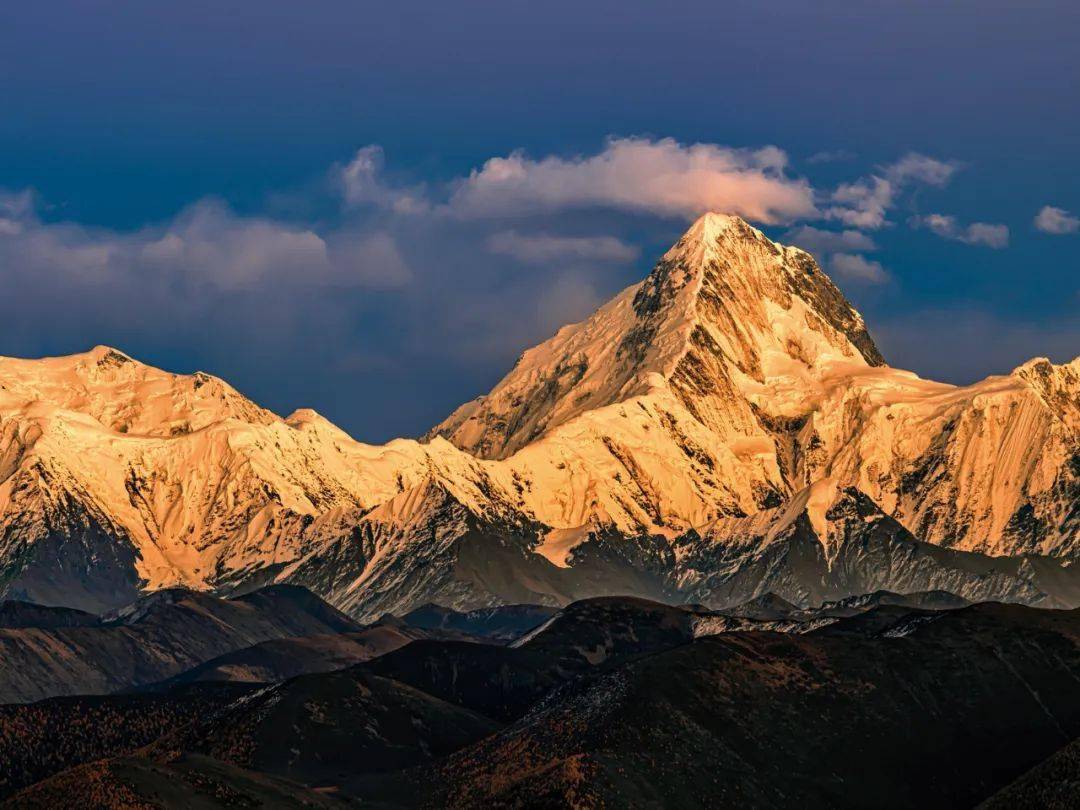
1 213 1077 619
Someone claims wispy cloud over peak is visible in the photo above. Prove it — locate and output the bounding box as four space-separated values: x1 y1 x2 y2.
447 137 817 223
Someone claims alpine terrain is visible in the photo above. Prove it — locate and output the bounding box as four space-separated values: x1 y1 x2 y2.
1 213 1078 619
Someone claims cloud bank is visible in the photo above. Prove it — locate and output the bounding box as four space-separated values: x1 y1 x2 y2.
447 137 817 223
0 199 411 292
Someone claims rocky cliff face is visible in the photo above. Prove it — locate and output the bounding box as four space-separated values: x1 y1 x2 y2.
1 214 1077 619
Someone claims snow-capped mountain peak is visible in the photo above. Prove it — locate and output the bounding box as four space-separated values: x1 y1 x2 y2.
1 214 1077 619
660 211 753 264
0 344 276 438
431 212 883 460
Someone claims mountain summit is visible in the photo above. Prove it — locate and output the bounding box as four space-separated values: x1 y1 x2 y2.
1 214 1077 617
431 213 882 460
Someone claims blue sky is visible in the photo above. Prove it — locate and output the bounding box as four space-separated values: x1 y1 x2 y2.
1 1 1078 440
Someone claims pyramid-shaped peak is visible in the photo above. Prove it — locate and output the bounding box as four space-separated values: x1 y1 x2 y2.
665 213 771 263
685 212 756 241
431 210 885 459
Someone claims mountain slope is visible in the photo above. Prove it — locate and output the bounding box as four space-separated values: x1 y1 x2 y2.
0 585 360 703
0 684 253 800
981 736 1080 809
8 601 1077 808
3 753 341 809
426 604 1080 809
146 620 467 689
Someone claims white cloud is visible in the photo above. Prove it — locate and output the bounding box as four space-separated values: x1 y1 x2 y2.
782 225 877 256
1034 205 1080 235
911 213 1009 248
827 177 894 229
448 137 817 223
829 253 890 284
963 222 1010 249
486 231 639 265
884 154 958 187
826 153 959 230
338 145 429 214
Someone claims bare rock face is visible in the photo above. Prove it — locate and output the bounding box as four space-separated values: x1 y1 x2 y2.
1 214 1077 619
